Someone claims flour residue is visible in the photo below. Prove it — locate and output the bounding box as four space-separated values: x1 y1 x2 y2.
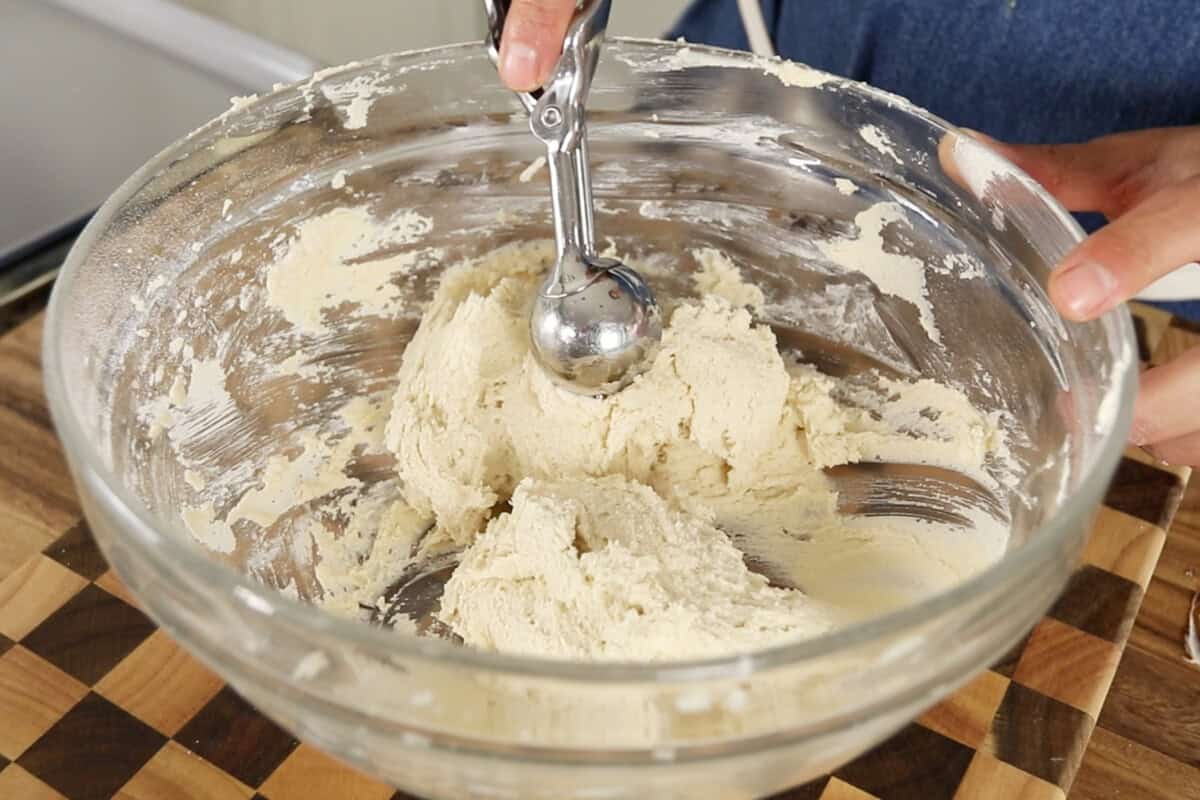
321 73 391 130
519 156 547 183
859 125 902 164
949 133 1028 231
265 206 435 335
818 202 941 343
654 46 834 89
183 502 235 554
225 430 358 530
936 253 987 281
218 94 258 123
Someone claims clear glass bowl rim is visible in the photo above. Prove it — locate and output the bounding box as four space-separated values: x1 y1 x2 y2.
43 39 1138 686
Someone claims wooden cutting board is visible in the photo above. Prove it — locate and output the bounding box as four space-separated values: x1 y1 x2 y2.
0 304 1193 800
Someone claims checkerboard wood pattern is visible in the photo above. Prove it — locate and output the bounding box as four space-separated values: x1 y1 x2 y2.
0 305 1193 800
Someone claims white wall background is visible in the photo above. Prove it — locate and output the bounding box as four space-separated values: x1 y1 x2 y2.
174 0 690 65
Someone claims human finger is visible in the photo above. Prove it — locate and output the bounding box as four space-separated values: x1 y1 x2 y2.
499 0 576 91
1048 177 1200 320
1130 345 1200 447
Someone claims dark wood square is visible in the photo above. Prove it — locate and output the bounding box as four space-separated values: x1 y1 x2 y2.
174 686 299 788
989 681 1092 788
18 692 166 800
764 776 830 799
1171 315 1200 336
834 723 974 799
1047 565 1141 644
43 522 108 581
0 631 13 658
1097 646 1200 766
21 584 157 685
0 752 8 772
1103 457 1185 528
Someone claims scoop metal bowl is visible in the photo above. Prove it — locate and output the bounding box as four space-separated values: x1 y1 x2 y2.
485 0 661 393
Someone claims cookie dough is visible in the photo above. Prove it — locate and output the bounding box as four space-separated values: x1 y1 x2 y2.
439 476 834 661
384 241 1009 660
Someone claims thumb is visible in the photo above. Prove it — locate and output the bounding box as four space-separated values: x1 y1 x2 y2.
499 0 577 92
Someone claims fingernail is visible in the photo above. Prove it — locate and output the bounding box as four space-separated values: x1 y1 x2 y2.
501 41 540 91
1053 260 1119 319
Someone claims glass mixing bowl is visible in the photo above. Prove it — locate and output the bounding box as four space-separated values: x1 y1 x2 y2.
45 40 1135 799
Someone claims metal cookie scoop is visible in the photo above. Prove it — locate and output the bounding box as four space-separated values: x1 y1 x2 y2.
485 0 662 394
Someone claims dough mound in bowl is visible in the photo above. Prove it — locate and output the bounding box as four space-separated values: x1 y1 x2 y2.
378 241 1011 660
439 475 835 661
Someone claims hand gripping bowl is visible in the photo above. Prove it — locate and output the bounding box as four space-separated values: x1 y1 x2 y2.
45 40 1135 800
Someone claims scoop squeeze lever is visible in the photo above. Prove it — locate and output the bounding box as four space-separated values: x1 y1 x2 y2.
484 0 662 394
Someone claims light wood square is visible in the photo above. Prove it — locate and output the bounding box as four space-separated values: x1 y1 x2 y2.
918 670 1010 749
954 751 1064 799
820 777 879 799
1152 318 1200 367
115 741 252 800
258 745 394 800
0 555 88 640
1122 443 1183 473
1082 506 1166 588
95 630 224 737
0 646 88 760
0 764 68 800
1012 617 1123 719
0 407 80 580
1130 302 1175 361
